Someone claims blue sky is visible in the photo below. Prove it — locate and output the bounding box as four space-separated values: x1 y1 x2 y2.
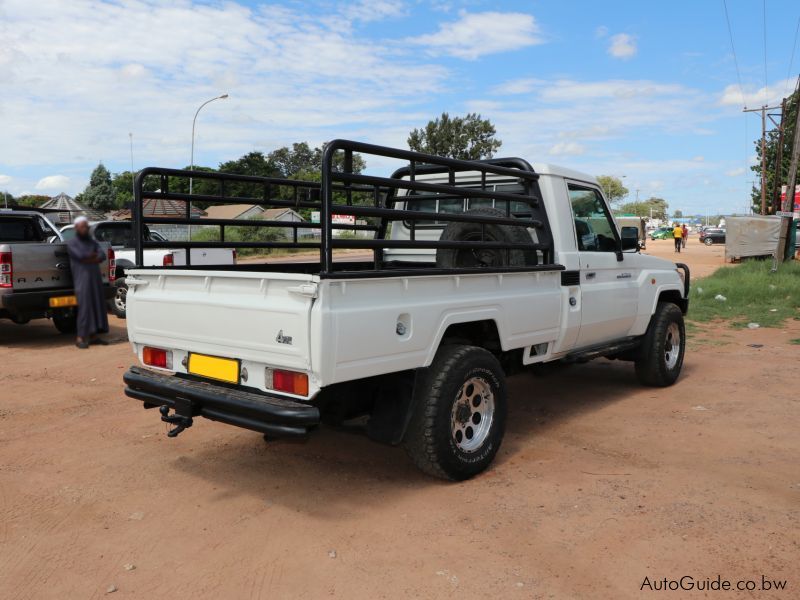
1 0 799 215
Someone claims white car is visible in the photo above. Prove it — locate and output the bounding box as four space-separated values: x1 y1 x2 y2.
60 221 236 317
122 141 689 480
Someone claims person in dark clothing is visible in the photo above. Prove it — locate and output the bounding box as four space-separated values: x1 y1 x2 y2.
66 217 109 349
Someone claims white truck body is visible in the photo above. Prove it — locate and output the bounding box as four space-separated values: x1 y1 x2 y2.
126 164 686 397
122 142 689 479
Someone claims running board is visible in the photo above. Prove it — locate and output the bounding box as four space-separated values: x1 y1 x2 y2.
562 337 641 363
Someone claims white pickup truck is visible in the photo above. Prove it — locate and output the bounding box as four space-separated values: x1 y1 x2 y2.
60 221 236 318
123 141 689 480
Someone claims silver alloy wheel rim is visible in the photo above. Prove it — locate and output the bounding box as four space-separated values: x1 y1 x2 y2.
115 286 127 313
664 322 681 369
450 376 495 453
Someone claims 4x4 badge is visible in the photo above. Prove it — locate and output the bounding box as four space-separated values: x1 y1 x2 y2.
276 330 293 345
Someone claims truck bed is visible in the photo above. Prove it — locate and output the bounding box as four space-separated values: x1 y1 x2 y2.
125 265 564 397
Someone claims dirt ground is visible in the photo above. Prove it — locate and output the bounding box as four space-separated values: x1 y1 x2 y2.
1 247 798 599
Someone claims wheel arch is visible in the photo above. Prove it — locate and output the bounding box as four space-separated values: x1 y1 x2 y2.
424 311 505 367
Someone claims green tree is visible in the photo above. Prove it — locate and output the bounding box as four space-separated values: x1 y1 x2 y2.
15 194 51 207
752 87 799 213
618 197 669 220
408 112 502 160
673 209 683 218
596 175 629 204
81 163 115 211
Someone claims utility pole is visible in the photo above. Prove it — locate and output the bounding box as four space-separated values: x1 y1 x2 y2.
744 104 782 214
776 78 800 262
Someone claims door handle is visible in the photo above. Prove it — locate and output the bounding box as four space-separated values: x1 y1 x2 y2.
585 272 596 280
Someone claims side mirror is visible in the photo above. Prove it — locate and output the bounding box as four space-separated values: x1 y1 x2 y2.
620 226 640 251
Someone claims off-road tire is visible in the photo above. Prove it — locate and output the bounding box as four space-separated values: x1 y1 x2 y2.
52 310 77 335
635 302 685 387
404 344 507 480
435 207 536 269
110 282 127 319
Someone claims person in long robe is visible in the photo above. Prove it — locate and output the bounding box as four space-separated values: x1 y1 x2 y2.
66 216 109 349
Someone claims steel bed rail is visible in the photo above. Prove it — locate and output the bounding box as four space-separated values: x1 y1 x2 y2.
133 139 560 278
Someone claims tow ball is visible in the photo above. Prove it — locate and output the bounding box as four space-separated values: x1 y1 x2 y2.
159 405 193 438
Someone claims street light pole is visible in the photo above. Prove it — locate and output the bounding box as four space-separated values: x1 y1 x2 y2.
189 94 229 195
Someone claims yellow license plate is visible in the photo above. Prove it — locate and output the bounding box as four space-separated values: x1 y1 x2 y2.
188 353 240 384
49 295 77 308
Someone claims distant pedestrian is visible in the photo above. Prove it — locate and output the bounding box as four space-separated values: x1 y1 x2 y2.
672 223 683 253
681 224 688 248
66 217 109 349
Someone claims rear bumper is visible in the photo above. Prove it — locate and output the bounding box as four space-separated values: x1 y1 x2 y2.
123 366 320 437
0 286 115 311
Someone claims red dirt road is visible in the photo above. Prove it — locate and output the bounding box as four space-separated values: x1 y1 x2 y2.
1 249 797 599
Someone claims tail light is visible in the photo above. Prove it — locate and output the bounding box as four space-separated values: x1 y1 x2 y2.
143 346 173 369
0 252 12 288
265 368 309 396
107 248 116 283
163 253 174 267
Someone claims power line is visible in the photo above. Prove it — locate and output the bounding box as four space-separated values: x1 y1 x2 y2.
786 15 800 95
762 0 768 104
722 0 747 107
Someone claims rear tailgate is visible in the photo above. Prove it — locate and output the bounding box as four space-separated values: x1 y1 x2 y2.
125 268 316 379
2 243 73 291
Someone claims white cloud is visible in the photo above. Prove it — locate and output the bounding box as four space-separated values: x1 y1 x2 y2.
0 0 448 186
342 0 406 23
725 167 746 177
719 78 795 107
608 33 637 60
549 142 586 156
0 175 11 186
692 155 705 162
408 11 544 60
35 175 70 190
491 78 539 95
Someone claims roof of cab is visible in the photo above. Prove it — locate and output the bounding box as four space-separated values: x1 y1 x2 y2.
531 163 598 185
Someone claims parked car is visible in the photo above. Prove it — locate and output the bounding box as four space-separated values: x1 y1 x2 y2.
122 140 690 481
650 226 674 240
60 221 236 318
0 209 115 333
698 227 726 245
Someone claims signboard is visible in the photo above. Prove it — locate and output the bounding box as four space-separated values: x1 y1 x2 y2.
309 211 354 225
776 211 797 218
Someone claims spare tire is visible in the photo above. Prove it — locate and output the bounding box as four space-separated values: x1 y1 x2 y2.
435 207 537 269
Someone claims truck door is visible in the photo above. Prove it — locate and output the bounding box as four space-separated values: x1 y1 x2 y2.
567 183 639 348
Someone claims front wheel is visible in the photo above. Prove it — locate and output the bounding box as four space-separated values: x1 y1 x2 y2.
704 237 714 246
635 302 685 387
404 345 507 480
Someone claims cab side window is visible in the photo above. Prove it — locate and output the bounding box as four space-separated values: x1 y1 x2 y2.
568 185 618 252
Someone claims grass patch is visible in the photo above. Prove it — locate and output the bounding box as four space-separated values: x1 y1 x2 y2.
790 338 800 345
688 260 800 328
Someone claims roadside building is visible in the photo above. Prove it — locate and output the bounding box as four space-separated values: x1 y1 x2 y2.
39 193 105 226
109 198 207 241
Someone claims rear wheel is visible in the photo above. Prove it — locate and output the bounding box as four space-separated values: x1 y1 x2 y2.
52 309 77 335
110 282 127 319
704 237 714 246
635 302 685 387
404 345 507 480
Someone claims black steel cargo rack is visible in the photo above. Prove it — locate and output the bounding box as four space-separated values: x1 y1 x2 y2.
133 139 561 278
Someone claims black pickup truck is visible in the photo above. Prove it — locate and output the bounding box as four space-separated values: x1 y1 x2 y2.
0 210 115 334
